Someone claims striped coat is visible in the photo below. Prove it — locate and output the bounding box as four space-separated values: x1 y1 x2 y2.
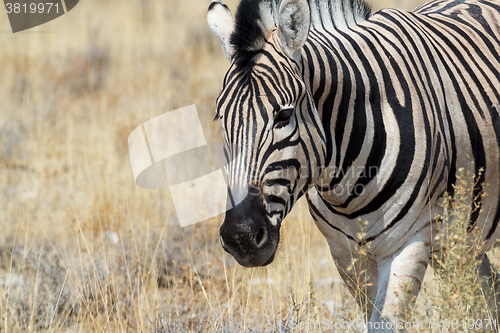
208 0 500 330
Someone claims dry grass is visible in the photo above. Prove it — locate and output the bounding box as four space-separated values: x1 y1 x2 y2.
4 0 496 332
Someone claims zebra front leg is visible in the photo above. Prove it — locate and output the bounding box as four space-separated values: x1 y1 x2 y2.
370 237 430 332
331 245 378 321
478 253 500 331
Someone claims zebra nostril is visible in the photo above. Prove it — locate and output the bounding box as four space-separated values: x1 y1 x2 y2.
255 227 267 247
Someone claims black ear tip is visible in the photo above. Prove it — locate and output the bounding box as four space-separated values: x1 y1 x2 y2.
208 0 230 12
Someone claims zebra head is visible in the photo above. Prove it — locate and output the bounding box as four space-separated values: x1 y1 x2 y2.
208 0 326 267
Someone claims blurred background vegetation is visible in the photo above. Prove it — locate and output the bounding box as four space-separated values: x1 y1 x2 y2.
3 0 494 332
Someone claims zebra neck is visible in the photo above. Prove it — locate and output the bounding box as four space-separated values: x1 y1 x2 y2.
266 0 371 32
301 30 381 209
306 0 371 30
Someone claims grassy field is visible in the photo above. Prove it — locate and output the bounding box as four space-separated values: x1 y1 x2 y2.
1 0 497 332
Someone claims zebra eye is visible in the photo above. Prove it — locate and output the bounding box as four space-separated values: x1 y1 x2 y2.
275 107 293 128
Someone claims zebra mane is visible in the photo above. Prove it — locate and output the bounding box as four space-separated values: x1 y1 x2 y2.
230 0 371 73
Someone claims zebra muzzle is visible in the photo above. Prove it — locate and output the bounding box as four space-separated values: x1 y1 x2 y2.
219 194 280 267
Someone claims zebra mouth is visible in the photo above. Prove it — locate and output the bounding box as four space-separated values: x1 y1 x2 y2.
235 246 277 267
262 251 276 266
219 224 280 267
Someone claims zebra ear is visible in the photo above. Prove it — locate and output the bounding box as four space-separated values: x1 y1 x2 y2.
277 0 311 62
207 0 235 61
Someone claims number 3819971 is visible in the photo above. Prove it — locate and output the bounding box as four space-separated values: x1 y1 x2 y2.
5 3 59 14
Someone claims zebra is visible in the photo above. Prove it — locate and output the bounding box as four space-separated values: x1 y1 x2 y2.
207 0 500 330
